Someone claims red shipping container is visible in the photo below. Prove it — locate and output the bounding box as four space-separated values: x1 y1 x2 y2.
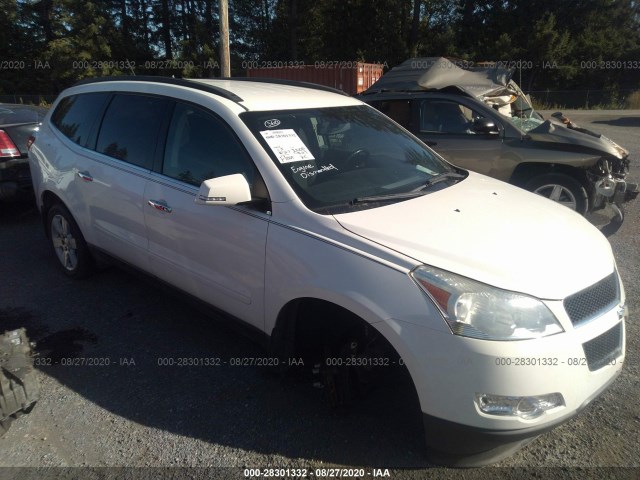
246 62 384 95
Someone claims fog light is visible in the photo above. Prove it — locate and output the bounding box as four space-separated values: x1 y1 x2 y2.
475 392 565 419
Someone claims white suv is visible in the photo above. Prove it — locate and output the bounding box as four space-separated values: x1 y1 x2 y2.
28 77 627 466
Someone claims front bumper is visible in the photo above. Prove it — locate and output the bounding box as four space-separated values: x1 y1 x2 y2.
422 369 620 466
590 177 638 236
380 298 626 466
602 177 639 205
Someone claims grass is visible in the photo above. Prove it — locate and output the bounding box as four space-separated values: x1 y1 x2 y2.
625 91 640 109
530 90 640 110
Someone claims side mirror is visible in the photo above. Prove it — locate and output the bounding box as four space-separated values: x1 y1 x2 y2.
195 173 252 206
473 118 500 135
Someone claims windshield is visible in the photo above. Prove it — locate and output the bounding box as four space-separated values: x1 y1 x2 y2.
242 105 461 214
487 91 544 133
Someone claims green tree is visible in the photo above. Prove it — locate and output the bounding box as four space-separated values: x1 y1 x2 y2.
43 0 119 88
1 0 639 97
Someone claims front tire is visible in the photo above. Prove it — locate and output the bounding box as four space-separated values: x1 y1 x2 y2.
525 173 588 215
46 203 93 278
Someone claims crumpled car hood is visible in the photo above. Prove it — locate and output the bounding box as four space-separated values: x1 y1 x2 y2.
526 117 628 160
334 173 614 300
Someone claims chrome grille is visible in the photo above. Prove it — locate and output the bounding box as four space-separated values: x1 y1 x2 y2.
583 322 623 372
564 273 619 326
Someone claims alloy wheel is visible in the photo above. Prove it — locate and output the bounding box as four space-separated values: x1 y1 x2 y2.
533 184 578 210
51 214 79 271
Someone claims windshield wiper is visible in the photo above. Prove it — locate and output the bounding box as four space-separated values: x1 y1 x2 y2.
415 171 466 190
352 172 466 205
351 191 426 205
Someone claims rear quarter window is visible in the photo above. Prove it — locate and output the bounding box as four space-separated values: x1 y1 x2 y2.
51 93 109 146
369 100 412 129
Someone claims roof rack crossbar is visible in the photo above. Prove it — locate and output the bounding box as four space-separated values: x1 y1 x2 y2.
73 76 245 103
74 75 351 106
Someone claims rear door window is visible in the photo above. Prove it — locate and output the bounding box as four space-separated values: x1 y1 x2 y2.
51 93 110 147
96 94 169 169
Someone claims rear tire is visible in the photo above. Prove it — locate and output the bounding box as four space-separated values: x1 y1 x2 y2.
525 173 588 215
46 203 93 278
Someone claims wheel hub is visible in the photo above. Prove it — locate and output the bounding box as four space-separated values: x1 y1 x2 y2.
51 214 77 270
533 184 577 210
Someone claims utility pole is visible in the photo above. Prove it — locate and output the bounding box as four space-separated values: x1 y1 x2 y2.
219 0 230 77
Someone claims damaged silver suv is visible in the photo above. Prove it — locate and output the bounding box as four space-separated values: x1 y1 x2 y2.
359 57 638 232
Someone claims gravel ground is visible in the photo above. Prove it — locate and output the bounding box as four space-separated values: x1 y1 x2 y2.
1 110 639 480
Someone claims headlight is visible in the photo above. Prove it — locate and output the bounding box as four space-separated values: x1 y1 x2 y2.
411 265 563 341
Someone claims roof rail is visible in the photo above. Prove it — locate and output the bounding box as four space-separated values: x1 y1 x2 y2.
220 76 350 96
358 88 427 96
73 76 244 103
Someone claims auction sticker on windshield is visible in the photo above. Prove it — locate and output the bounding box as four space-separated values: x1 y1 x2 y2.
260 129 315 163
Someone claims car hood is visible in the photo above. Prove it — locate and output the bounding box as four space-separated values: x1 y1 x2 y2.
526 117 628 160
334 173 614 300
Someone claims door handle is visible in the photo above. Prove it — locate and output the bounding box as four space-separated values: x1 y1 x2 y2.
77 171 93 182
147 199 172 213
